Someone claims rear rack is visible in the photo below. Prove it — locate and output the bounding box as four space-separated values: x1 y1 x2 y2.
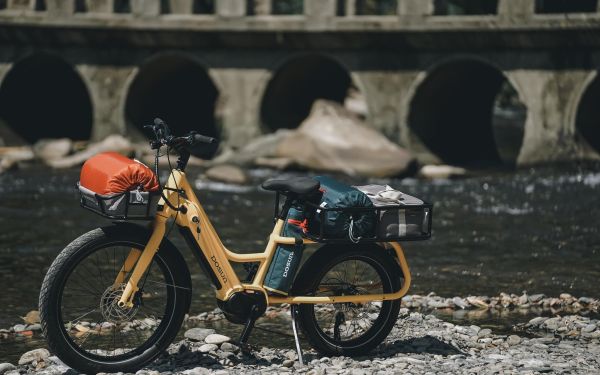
274 191 433 244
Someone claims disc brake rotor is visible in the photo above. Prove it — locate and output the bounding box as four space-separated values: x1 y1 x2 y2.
100 284 139 323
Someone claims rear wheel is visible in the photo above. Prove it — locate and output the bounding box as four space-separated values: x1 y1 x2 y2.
39 224 191 374
293 245 403 356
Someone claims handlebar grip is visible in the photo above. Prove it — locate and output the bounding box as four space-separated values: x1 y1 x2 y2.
192 133 216 145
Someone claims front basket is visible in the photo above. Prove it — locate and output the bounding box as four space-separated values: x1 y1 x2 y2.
78 183 160 220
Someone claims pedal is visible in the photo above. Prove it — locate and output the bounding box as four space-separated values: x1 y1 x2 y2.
290 304 304 365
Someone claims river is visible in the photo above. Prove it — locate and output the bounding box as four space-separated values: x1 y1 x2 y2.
0 163 599 362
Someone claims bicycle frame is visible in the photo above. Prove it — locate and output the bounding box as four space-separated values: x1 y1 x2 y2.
116 169 412 309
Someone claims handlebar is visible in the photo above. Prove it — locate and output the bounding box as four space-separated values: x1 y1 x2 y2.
144 117 216 150
144 117 217 171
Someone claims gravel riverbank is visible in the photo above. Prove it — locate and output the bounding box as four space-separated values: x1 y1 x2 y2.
3 308 600 375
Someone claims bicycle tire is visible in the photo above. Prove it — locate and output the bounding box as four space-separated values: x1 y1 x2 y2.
39 223 191 373
292 244 403 356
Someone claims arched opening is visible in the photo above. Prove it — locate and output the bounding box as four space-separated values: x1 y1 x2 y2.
408 59 526 166
575 73 600 154
261 54 355 131
125 54 219 158
0 53 93 145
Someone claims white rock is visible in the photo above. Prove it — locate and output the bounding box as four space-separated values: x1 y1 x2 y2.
198 343 218 353
205 164 248 185
33 138 72 161
184 328 216 342
204 333 231 345
276 100 414 177
0 363 16 375
419 165 467 179
18 348 50 365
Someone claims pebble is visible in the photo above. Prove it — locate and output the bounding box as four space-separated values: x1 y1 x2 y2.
204 334 230 345
18 348 50 365
5 295 600 374
477 328 492 338
184 328 215 342
219 342 238 353
198 344 218 353
507 335 521 346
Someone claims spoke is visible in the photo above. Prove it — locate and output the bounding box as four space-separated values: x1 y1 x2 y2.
67 308 98 324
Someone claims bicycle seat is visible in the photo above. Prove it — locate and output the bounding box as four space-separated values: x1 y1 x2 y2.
261 177 320 196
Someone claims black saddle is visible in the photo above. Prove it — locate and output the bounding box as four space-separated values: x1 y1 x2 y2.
261 177 320 196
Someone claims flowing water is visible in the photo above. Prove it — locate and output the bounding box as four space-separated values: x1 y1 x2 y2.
1 163 599 362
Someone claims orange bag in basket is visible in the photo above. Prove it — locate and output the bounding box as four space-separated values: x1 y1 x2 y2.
80 152 159 195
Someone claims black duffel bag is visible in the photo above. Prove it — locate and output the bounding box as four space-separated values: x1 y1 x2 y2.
308 176 376 242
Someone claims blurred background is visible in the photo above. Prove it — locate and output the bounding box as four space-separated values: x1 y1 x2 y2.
0 0 599 363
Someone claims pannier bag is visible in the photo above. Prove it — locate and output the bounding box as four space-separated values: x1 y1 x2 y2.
354 184 429 238
78 152 160 220
309 176 376 241
264 206 306 295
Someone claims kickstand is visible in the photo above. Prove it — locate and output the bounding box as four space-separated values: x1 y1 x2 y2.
290 304 304 365
238 305 259 355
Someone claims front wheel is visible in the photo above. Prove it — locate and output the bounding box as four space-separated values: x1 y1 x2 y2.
39 223 192 374
292 244 403 357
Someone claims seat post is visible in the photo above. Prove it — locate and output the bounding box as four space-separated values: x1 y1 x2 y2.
278 194 296 219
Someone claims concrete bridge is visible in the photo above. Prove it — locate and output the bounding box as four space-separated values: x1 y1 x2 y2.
1 0 600 166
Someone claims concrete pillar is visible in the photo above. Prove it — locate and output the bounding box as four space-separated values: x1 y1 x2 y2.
131 0 160 16
398 0 432 16
344 0 355 16
45 0 76 13
7 0 32 10
81 0 112 13
498 0 534 18
305 0 335 28
76 65 137 141
216 0 245 17
506 70 598 165
169 0 193 14
305 0 335 18
209 68 271 147
252 0 271 15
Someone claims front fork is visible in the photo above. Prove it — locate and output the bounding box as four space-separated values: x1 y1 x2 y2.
116 217 167 308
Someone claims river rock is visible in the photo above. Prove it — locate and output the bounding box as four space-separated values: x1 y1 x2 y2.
276 100 414 177
33 138 72 162
21 310 40 325
204 334 230 345
220 342 239 353
0 363 16 375
198 344 218 353
18 348 50 365
0 147 34 173
204 164 248 185
184 328 215 342
452 297 469 309
507 335 521 346
419 165 467 179
46 134 132 168
211 129 292 167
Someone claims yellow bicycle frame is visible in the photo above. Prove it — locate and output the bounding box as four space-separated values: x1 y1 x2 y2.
116 170 412 308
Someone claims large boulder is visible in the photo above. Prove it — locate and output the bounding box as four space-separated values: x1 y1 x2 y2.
33 138 73 162
275 100 414 177
0 147 35 173
205 164 248 185
211 129 292 167
46 135 133 169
